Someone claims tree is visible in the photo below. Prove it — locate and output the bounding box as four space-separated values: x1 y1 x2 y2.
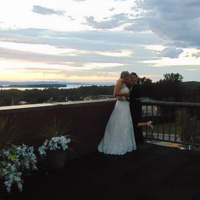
154 73 184 101
138 77 154 98
176 109 200 150
163 73 183 82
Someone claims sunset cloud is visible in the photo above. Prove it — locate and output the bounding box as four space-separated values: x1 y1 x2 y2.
0 0 199 83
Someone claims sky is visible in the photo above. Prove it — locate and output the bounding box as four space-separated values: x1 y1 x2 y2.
0 0 200 83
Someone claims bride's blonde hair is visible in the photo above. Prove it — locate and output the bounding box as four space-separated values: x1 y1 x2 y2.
120 71 130 78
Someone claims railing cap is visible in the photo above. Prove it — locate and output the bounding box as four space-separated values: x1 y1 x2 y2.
141 100 200 107
0 99 116 114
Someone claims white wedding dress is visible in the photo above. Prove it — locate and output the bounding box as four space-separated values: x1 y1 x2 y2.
98 86 136 155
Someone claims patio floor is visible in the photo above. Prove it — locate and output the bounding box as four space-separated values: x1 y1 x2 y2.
1 143 200 200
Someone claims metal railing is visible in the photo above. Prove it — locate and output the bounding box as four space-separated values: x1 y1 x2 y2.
141 100 200 147
1 99 200 149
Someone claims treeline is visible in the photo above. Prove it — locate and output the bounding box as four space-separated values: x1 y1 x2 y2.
0 85 114 106
0 73 200 106
138 73 200 102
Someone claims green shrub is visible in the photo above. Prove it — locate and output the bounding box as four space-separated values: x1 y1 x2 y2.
176 109 200 150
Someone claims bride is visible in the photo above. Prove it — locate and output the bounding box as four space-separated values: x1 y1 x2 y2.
98 71 136 155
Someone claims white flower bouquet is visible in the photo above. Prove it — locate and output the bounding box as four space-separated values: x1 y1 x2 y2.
119 96 129 101
120 96 126 101
0 144 38 192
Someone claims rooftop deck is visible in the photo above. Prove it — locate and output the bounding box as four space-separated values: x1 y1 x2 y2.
2 143 200 200
1 100 200 199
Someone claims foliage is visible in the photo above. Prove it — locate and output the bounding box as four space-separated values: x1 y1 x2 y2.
1 73 200 104
0 116 72 193
38 117 74 154
138 77 154 98
163 73 183 82
0 116 38 193
153 73 184 101
0 116 29 150
40 118 70 140
0 89 23 106
176 109 200 150
0 144 38 192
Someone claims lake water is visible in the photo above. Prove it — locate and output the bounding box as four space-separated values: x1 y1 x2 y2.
0 85 82 91
0 84 113 91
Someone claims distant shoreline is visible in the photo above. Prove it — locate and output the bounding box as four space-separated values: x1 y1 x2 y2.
0 84 67 88
0 81 115 89
0 85 78 90
0 83 115 91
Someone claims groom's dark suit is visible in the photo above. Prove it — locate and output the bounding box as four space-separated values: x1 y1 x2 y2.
128 83 144 144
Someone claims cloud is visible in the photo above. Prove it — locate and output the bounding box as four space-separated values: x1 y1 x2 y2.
68 16 75 21
135 0 200 48
160 47 183 58
109 8 115 11
192 52 200 58
85 13 131 29
0 0 200 82
124 18 149 32
5 67 61 73
32 5 65 16
0 29 159 76
0 29 124 50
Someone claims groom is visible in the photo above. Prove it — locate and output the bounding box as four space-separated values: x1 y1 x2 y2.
127 72 144 144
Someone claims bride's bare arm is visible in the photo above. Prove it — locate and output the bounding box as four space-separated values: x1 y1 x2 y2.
137 121 153 129
114 80 129 99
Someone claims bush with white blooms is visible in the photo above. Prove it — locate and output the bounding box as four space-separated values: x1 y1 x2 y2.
0 144 38 192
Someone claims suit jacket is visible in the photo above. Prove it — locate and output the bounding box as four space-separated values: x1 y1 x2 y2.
129 84 142 123
128 83 144 144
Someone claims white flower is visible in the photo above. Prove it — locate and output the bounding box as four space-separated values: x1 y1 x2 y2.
120 96 127 101
0 144 38 193
38 146 47 156
38 135 71 157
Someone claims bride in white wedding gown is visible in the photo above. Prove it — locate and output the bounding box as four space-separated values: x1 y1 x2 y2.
98 71 137 155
